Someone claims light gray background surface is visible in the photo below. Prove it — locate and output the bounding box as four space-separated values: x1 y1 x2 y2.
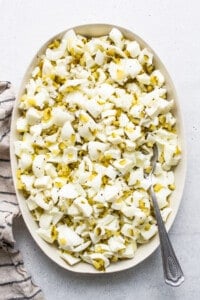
0 0 199 299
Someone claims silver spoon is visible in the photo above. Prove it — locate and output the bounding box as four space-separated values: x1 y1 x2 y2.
145 143 184 286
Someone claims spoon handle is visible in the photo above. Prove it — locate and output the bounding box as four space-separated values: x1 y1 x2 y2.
150 187 184 287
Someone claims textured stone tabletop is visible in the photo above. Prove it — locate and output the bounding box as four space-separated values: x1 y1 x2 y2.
0 0 200 299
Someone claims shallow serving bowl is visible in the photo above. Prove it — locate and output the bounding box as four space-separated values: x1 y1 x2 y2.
10 24 187 274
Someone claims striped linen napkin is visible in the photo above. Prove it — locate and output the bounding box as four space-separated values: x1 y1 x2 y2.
0 81 44 300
